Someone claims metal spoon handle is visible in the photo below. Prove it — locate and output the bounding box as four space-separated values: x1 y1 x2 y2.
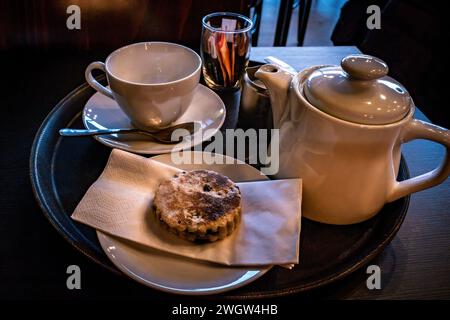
59 128 136 136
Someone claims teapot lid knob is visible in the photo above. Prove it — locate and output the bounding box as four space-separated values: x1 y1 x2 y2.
341 54 388 81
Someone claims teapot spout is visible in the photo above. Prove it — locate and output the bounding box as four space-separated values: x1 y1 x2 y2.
255 64 294 129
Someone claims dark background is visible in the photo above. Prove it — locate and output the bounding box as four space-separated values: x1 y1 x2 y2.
1 0 448 301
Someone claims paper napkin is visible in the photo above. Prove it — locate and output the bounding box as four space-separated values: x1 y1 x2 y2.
72 149 302 266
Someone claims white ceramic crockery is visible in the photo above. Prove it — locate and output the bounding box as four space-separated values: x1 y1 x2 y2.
85 42 202 129
82 84 226 154
256 54 450 225
97 152 272 295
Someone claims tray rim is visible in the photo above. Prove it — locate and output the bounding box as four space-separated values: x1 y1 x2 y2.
225 178 410 299
30 80 122 275
29 73 411 299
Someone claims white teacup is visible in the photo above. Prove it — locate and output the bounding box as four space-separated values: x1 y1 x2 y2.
85 42 202 129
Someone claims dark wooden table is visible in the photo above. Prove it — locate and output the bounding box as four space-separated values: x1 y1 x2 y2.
1 46 449 301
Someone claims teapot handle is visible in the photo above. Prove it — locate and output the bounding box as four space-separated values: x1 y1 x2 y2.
387 119 450 202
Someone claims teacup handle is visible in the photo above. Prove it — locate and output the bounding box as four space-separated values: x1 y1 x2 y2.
85 62 114 99
387 119 450 202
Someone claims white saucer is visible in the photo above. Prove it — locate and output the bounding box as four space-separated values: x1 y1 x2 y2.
82 84 226 154
97 152 272 295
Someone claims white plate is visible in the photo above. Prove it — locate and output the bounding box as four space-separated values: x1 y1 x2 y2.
97 152 272 295
82 84 226 154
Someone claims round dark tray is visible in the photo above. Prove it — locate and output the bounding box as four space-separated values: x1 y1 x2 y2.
30 75 410 299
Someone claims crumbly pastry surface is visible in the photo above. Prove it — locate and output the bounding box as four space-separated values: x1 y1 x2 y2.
153 170 242 242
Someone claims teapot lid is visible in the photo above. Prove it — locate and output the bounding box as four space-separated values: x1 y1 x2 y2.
304 54 412 125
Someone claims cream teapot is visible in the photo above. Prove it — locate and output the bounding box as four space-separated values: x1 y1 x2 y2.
256 54 450 225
